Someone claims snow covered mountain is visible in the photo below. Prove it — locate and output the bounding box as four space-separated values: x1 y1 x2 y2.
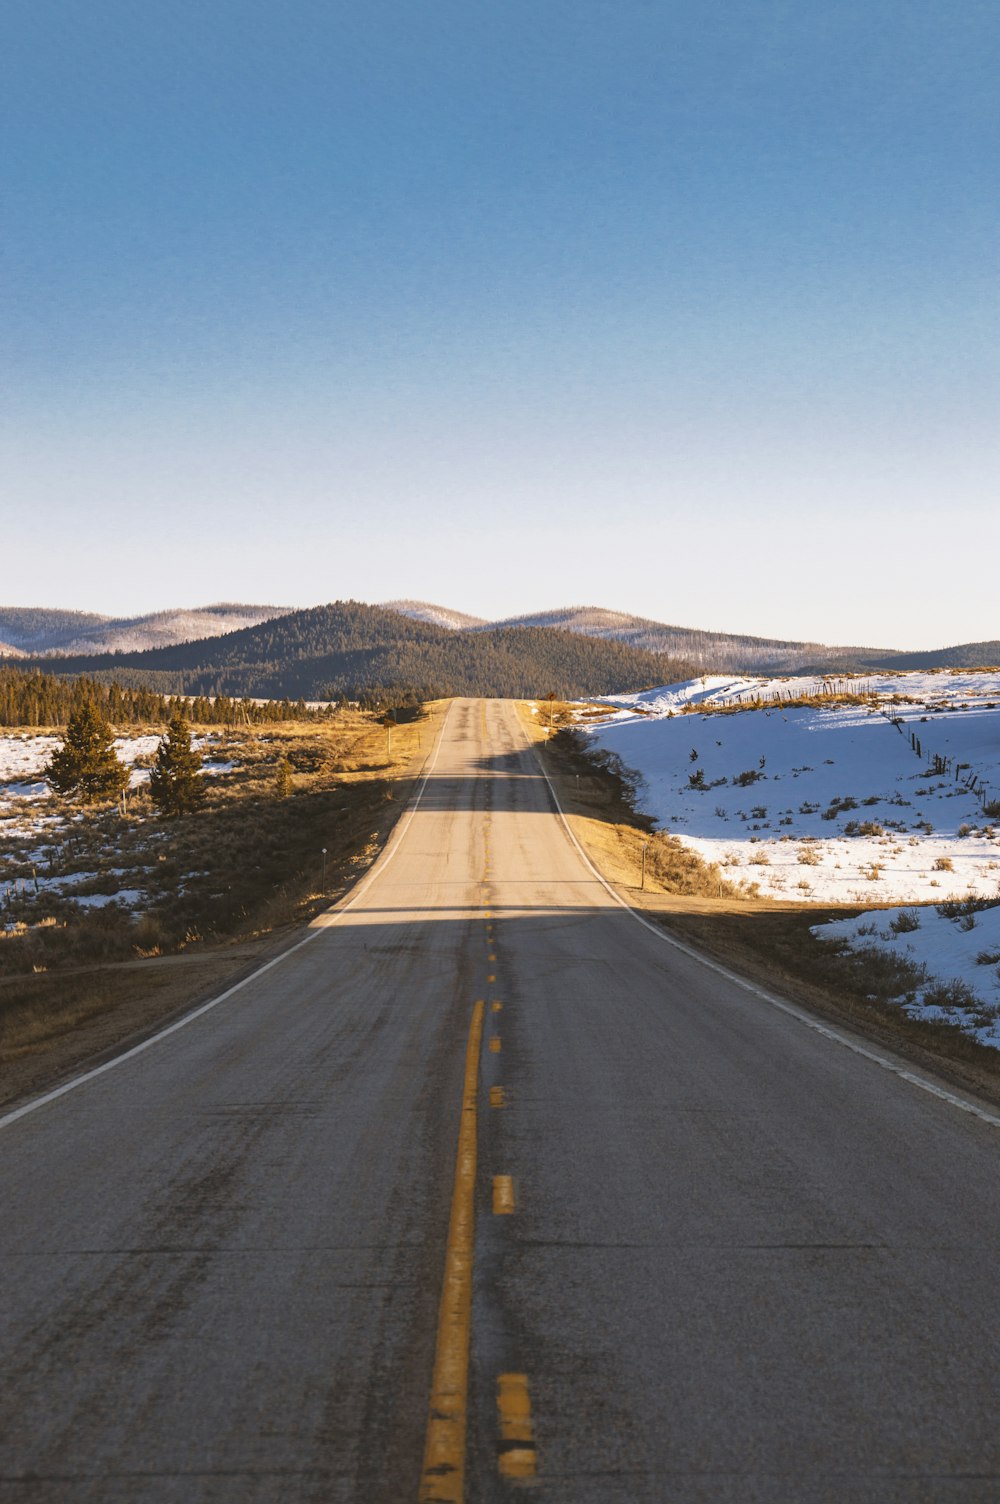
0 604 293 658
379 599 488 631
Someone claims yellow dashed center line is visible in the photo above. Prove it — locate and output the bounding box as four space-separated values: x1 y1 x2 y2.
489 1037 502 1054
491 1001 503 1013
418 1000 485 1503
497 1373 537 1479
489 1086 506 1108
492 1175 516 1215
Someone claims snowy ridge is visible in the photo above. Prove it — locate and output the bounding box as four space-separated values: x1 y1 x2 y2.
379 599 487 631
0 604 293 657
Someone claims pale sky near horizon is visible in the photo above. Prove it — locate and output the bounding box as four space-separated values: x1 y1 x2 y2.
3 2 998 650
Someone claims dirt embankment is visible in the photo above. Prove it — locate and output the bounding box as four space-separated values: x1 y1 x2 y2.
518 702 1000 1112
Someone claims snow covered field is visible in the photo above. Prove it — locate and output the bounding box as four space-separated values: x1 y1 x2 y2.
579 670 1000 1047
1 731 228 914
583 672 1000 906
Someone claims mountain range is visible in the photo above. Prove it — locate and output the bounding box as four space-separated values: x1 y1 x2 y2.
2 600 997 702
15 601 698 702
384 602 1000 674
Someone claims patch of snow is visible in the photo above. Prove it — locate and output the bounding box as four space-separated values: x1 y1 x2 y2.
71 889 145 909
812 902 1000 1049
112 735 162 765
0 736 61 784
3 780 49 800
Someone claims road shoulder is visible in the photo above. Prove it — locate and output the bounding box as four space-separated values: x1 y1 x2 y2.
517 700 1000 1114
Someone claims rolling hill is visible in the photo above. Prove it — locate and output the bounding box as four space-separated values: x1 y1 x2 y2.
25 600 698 702
380 602 998 673
8 598 996 694
0 604 292 658
379 599 487 631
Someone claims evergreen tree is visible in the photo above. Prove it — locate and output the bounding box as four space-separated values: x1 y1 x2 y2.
274 756 293 797
148 717 205 816
45 702 130 804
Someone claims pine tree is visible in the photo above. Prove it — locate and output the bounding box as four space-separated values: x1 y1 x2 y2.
274 756 293 797
148 717 205 817
45 702 130 805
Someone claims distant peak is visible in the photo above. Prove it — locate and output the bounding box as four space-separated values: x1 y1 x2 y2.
380 599 488 630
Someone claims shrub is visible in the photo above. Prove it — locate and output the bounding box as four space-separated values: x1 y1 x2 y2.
821 940 929 999
734 769 763 787
644 830 734 896
937 894 1000 919
922 979 983 1012
823 796 859 821
889 910 921 934
274 757 293 797
933 856 954 872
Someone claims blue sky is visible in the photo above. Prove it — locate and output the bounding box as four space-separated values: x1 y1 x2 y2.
3 1 997 647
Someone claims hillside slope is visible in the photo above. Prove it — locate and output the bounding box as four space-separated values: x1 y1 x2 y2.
874 641 1000 670
29 600 696 701
490 605 894 672
379 599 487 630
0 603 291 657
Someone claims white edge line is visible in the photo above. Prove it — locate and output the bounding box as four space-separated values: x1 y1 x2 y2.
527 717 1000 1132
0 703 455 1133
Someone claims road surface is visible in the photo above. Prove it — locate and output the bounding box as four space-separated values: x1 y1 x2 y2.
2 698 1000 1502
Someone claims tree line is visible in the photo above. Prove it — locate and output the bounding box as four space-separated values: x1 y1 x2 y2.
0 666 322 729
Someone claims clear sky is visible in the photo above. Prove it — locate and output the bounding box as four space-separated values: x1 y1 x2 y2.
3 1 998 648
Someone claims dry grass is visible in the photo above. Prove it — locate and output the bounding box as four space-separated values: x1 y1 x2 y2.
528 720 748 899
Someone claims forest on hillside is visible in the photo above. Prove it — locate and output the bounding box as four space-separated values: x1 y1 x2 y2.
23 601 698 702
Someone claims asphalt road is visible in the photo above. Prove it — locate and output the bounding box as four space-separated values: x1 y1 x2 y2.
2 698 1000 1503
